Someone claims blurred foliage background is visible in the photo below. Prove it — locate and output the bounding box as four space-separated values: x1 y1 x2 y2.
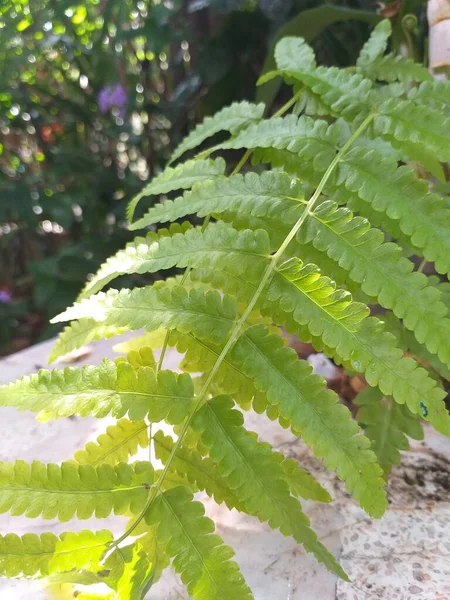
1 0 416 355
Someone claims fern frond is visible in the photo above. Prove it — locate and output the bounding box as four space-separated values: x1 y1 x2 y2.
77 221 192 299
356 20 391 72
105 541 156 600
127 157 226 222
374 99 450 163
79 222 270 299
278 456 331 503
363 53 432 84
0 460 153 521
49 319 127 364
297 200 450 365
259 60 372 120
169 101 264 164
355 387 423 476
383 312 450 382
0 530 112 578
74 419 149 466
0 360 195 422
145 485 254 599
265 259 450 434
135 525 170 583
408 79 450 110
124 346 156 369
173 331 265 411
220 114 338 176
190 395 347 579
230 325 386 516
153 431 244 510
274 36 316 72
130 171 304 231
335 147 450 276
53 285 237 347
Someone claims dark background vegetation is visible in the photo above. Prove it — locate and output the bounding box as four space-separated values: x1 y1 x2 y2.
1 0 423 355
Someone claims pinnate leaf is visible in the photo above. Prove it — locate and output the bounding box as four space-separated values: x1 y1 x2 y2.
127 157 225 222
169 101 264 164
0 460 153 521
191 396 348 578
145 485 254 599
0 530 112 578
0 360 194 423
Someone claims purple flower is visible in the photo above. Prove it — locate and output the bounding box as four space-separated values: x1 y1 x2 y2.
98 84 128 116
0 290 11 304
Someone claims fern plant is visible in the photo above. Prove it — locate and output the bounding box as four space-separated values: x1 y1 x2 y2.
1 19 450 598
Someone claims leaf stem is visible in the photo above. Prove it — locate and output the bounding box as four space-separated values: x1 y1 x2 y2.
417 258 427 273
272 89 302 118
112 111 374 549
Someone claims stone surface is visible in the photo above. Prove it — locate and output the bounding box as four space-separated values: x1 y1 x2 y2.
0 336 449 599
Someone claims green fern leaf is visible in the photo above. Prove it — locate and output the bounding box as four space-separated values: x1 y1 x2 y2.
356 20 391 71
130 171 304 231
220 114 338 175
169 101 264 164
296 200 450 366
363 53 432 84
174 331 265 411
124 346 156 369
105 541 156 600
374 99 450 163
127 157 226 222
408 79 450 110
0 530 112 578
145 485 254 599
190 395 348 579
264 259 450 434
77 221 192 300
278 456 331 503
49 319 127 364
259 61 372 120
0 460 153 521
274 36 316 72
335 147 450 276
153 430 244 510
79 222 270 299
53 285 237 347
74 419 149 466
231 325 386 516
135 524 170 583
355 387 423 475
190 248 449 433
0 360 194 422
383 312 450 382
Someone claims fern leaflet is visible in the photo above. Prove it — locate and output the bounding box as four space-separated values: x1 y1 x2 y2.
127 157 225 222
355 387 424 475
231 325 386 516
0 360 195 422
169 101 264 164
0 461 153 521
74 419 149 466
190 396 347 578
145 485 254 599
0 530 112 578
